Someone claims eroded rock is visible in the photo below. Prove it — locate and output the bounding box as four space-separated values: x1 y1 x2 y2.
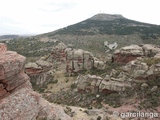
25 61 54 87
0 44 29 98
46 42 106 74
75 73 131 93
114 44 160 63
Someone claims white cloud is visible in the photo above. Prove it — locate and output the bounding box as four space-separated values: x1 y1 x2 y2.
0 0 160 35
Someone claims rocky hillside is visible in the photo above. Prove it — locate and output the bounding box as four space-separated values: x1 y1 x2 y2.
1 42 160 119
0 43 121 120
40 43 160 120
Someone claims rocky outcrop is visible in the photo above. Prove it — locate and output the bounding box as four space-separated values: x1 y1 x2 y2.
25 60 54 86
75 53 160 93
1 43 122 120
75 73 132 93
0 83 72 120
0 43 70 119
142 44 160 57
122 58 160 80
0 43 29 98
66 49 94 73
154 52 160 58
114 44 160 63
76 74 103 93
1 43 114 120
47 42 105 74
114 45 143 63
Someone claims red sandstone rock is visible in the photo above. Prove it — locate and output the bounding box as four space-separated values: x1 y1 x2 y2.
0 43 7 53
0 43 28 98
114 45 143 63
114 53 141 63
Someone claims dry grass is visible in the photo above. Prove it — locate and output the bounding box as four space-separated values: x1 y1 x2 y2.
45 70 76 93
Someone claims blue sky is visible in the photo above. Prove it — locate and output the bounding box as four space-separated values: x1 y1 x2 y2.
0 0 160 35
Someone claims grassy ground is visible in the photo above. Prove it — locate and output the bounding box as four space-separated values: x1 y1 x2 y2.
45 70 76 93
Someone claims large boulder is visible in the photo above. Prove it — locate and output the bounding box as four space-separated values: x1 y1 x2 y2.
48 42 105 74
114 44 160 63
154 52 160 58
25 60 54 87
25 62 43 74
0 44 29 98
0 43 7 53
0 85 72 120
122 58 160 80
75 73 131 93
114 44 143 63
122 59 148 75
50 42 67 66
99 80 131 92
66 49 95 73
142 44 160 57
93 57 106 70
76 74 102 93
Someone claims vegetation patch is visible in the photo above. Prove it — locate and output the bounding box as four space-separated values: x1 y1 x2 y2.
143 58 160 66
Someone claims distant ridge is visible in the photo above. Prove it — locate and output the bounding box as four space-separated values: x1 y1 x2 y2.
0 35 19 40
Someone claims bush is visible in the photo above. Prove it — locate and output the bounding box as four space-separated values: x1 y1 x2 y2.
71 83 77 89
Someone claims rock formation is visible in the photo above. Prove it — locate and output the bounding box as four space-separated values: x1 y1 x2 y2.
114 44 160 63
75 73 132 93
76 74 103 93
122 58 160 80
46 42 105 74
25 59 54 86
0 43 29 98
0 43 72 119
75 51 160 93
1 43 118 120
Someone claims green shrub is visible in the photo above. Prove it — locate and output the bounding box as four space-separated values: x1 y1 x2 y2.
71 83 77 89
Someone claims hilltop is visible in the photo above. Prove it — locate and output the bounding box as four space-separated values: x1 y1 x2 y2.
40 13 160 38
2 13 160 58
36 13 160 57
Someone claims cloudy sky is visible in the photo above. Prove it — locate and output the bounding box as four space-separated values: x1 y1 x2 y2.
0 0 160 35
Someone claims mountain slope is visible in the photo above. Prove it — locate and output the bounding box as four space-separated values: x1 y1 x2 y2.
4 13 160 58
41 13 160 40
